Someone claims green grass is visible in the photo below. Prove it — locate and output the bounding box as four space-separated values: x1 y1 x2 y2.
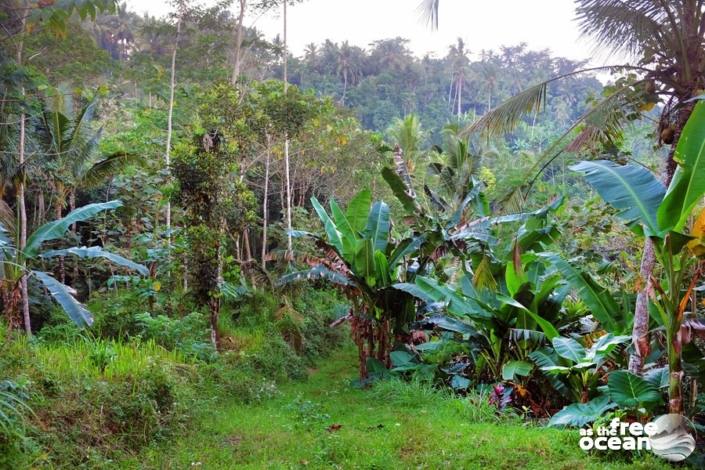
123 347 670 470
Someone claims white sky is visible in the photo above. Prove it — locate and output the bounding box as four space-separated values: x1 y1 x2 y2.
127 0 617 65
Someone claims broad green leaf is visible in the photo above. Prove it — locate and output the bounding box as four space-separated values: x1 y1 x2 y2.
390 351 415 368
381 167 417 213
330 199 357 257
310 196 343 253
388 235 426 270
658 102 705 231
504 258 526 297
542 253 620 332
588 333 631 362
374 250 390 287
497 295 559 340
529 349 570 397
450 375 471 390
345 189 372 232
643 366 669 390
607 370 662 408
548 395 616 427
425 314 478 335
394 277 492 321
571 160 665 236
25 201 122 259
354 238 376 286
364 201 390 252
34 271 93 327
41 246 148 276
552 337 586 363
501 360 533 381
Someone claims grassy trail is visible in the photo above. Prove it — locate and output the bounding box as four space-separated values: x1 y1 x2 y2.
125 347 668 469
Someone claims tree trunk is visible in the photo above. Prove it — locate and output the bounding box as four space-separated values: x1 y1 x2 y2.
283 0 293 260
628 238 655 373
165 20 181 245
341 71 347 105
261 135 271 267
16 6 30 335
231 0 247 84
456 77 462 118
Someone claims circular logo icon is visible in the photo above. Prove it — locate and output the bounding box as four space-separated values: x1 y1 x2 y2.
648 414 696 462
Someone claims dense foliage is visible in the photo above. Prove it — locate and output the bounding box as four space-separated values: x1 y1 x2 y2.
1 0 705 468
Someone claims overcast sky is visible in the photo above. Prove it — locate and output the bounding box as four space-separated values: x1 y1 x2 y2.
128 0 615 64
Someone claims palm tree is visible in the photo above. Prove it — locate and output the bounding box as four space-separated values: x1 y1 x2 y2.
419 0 705 376
39 87 135 283
447 38 470 117
336 41 362 105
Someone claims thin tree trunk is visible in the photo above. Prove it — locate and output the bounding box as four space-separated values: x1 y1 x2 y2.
283 0 293 260
261 135 271 267
16 5 30 335
231 0 247 83
456 77 462 118
165 20 181 245
18 111 30 336
341 72 347 105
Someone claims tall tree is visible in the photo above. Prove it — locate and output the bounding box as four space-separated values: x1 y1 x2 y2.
448 38 469 117
165 14 181 245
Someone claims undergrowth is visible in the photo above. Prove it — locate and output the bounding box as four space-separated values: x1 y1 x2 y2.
0 285 346 468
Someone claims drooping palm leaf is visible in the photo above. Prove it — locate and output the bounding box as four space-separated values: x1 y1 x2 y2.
81 151 140 188
575 0 672 58
34 271 93 327
494 84 640 212
25 201 123 259
570 160 665 236
417 0 439 29
40 246 148 276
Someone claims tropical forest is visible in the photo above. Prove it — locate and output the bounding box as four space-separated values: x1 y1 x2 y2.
2 0 705 468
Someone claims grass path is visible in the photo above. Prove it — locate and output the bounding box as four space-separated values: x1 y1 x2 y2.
125 347 669 469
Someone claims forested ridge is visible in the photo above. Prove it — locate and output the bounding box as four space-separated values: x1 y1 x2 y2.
0 1 704 468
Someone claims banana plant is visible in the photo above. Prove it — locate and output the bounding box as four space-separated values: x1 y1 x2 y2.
0 200 147 328
531 333 631 404
571 101 705 414
278 189 419 380
394 203 577 384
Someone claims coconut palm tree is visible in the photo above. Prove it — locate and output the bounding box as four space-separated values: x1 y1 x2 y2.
337 41 363 105
448 38 470 117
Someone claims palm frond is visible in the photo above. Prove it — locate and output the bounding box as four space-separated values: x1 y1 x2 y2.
464 66 643 138
417 0 439 30
575 0 670 57
465 80 548 138
81 151 140 188
494 84 641 212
